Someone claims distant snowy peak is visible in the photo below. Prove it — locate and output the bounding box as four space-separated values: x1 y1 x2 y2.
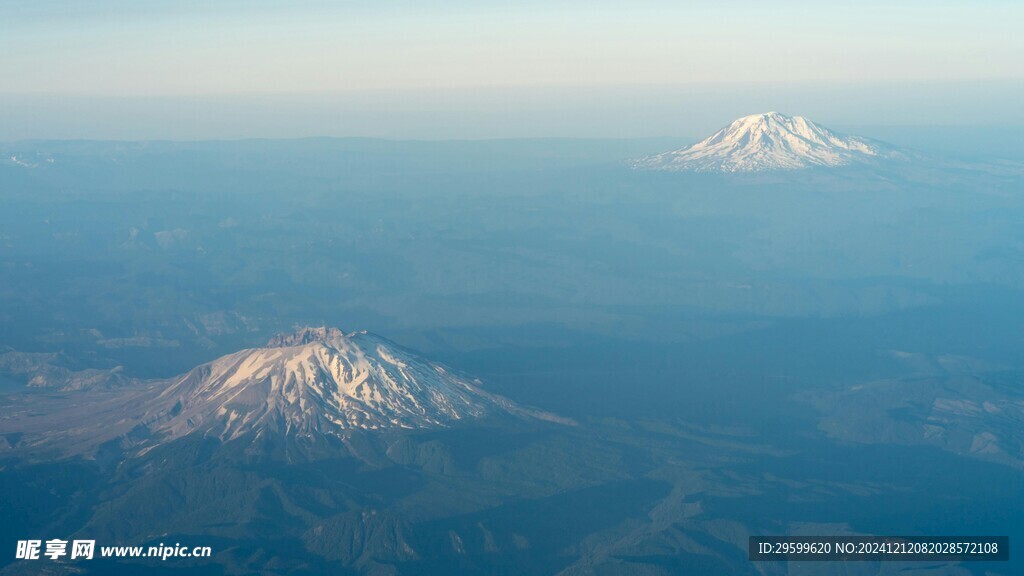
635 112 899 173
144 327 568 444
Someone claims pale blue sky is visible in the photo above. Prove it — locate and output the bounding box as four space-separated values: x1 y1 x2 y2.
2 1 1022 139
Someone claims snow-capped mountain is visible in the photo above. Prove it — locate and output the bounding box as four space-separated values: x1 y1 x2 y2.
634 112 899 172
1 327 569 456
144 327 565 443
